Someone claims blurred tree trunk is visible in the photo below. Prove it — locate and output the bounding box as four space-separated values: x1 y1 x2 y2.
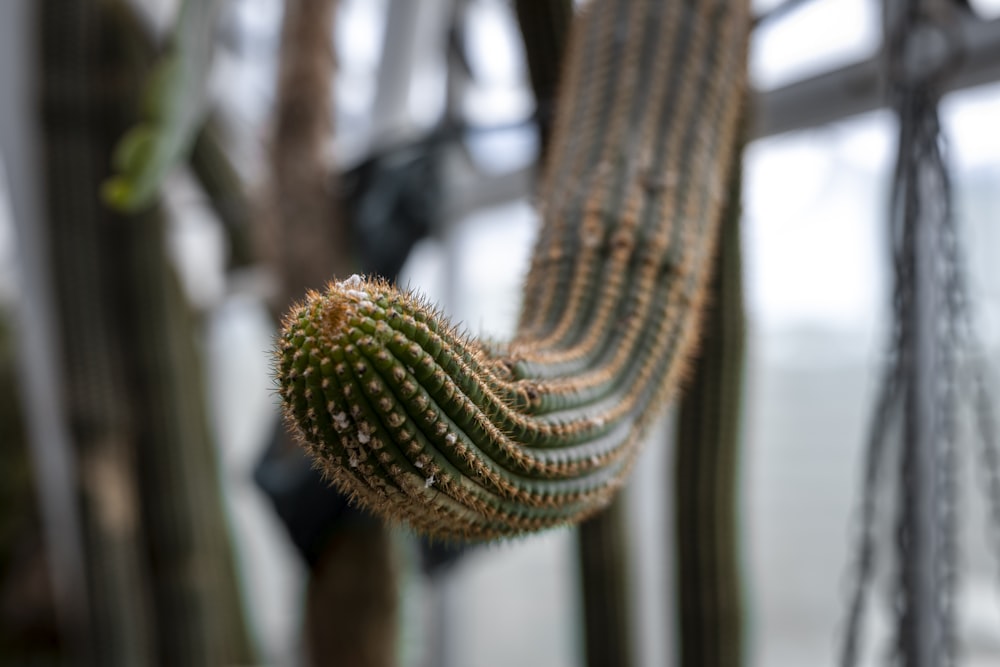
265 0 353 308
305 524 398 667
36 1 253 664
264 1 399 665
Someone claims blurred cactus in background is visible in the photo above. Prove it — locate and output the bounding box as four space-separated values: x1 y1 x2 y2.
30 1 254 664
673 136 747 667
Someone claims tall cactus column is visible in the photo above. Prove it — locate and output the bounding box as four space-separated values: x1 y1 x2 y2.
673 134 746 667
277 0 751 540
37 1 254 663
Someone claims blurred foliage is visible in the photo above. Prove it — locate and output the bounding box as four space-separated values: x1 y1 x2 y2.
102 0 219 212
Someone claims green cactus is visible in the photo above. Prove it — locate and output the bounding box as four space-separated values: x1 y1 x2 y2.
276 0 750 540
674 126 746 667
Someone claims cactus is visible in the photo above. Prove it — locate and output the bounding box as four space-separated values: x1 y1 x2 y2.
514 2 639 663
37 2 255 662
577 494 636 667
673 128 746 667
276 0 750 540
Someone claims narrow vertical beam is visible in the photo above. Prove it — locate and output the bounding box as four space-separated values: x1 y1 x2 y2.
673 128 746 667
578 496 635 667
0 0 90 654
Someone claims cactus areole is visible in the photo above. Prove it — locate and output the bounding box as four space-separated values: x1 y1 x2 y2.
276 0 749 540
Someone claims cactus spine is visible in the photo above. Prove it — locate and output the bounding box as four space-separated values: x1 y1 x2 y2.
277 0 750 540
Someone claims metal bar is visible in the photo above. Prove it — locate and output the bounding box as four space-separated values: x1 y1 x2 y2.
435 15 1000 218
753 0 818 27
371 0 423 146
370 0 453 153
753 16 1000 139
442 155 533 223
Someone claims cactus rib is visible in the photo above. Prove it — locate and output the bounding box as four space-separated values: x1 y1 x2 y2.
277 0 750 540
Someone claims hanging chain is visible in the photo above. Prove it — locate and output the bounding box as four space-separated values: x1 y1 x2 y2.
841 1 968 665
971 355 1000 602
889 5 961 666
839 332 903 667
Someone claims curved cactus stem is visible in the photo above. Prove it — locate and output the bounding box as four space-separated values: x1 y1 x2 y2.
277 0 751 540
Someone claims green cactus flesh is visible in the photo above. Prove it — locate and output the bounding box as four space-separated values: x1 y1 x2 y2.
276 0 749 540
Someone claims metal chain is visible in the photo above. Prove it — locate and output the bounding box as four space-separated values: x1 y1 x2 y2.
841 2 967 665
839 338 903 667
890 7 961 663
971 359 1000 601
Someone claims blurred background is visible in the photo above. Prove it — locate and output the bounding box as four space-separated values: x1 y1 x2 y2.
2 0 1000 665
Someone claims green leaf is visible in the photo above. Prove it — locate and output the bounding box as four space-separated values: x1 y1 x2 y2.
102 0 221 212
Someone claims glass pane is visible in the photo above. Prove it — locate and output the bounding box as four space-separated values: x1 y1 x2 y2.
751 0 879 90
743 112 892 667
